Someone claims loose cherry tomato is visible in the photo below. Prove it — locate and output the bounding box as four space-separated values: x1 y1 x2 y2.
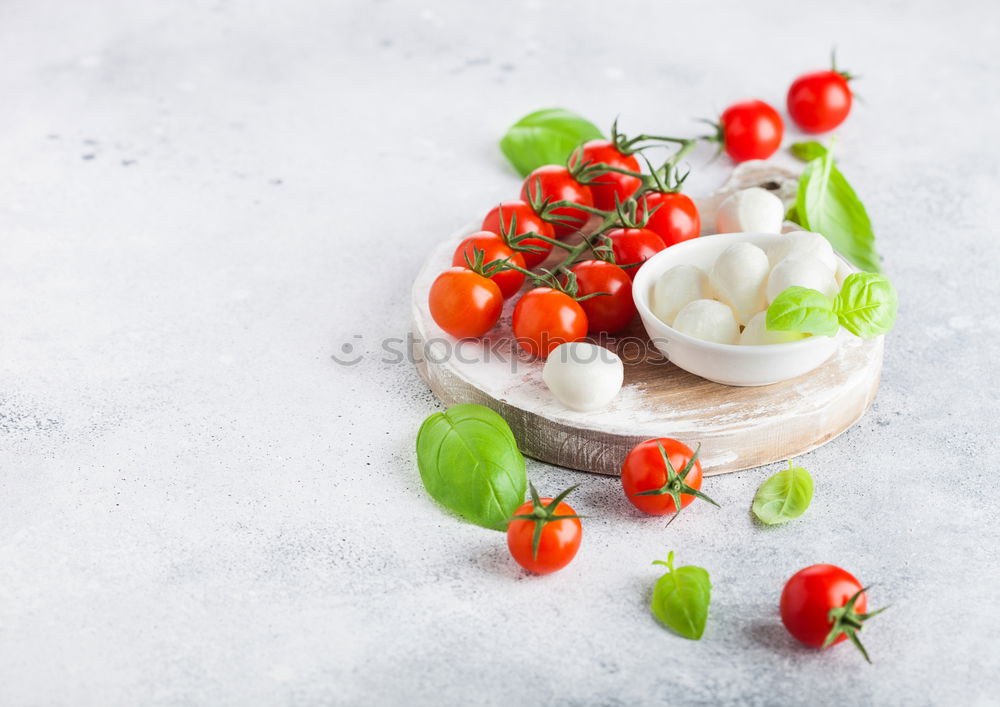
506 484 582 574
568 260 635 334
481 201 555 268
606 228 665 280
428 267 502 339
512 287 588 358
719 100 784 162
520 165 594 239
780 564 885 662
620 438 717 516
452 231 525 299
569 139 642 211
637 191 701 247
787 70 853 133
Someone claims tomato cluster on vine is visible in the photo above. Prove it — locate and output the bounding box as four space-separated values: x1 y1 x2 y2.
428 123 703 358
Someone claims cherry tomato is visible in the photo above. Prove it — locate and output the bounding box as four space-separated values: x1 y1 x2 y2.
506 485 582 574
637 191 701 247
606 228 665 280
520 165 594 239
428 267 502 339
568 139 642 211
719 100 784 162
481 201 555 268
452 231 525 299
780 564 884 662
512 287 588 358
787 70 852 133
621 438 714 516
568 260 636 334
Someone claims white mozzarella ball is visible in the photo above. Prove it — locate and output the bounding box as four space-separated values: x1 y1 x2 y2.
651 264 713 326
767 230 838 272
709 242 770 326
715 187 785 234
766 256 839 304
671 299 740 345
543 342 624 412
739 311 808 346
834 257 853 286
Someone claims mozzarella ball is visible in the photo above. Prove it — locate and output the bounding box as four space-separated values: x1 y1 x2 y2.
709 242 770 326
716 187 785 234
543 342 624 412
767 230 838 272
766 256 839 304
671 299 740 345
651 264 713 326
834 257 853 286
739 311 808 346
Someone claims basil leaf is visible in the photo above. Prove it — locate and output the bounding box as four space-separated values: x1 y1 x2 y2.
834 272 898 338
790 140 828 162
416 404 526 531
766 286 840 337
499 108 603 177
751 460 814 525
650 551 711 640
794 148 882 273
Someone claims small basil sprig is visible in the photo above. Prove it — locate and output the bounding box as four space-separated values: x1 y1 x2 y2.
751 460 814 525
766 273 898 339
649 551 711 640
766 287 840 337
835 272 899 337
416 404 526 531
499 108 603 177
789 141 882 273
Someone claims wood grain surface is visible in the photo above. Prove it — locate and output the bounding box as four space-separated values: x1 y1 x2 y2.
411 163 883 476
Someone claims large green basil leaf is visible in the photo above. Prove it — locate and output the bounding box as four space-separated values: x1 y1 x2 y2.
499 108 603 177
834 272 898 338
416 404 526 531
751 460 814 525
766 286 840 337
650 551 711 640
793 146 882 273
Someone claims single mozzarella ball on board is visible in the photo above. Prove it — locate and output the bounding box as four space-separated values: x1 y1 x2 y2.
710 242 770 326
542 342 624 412
651 264 713 326
766 256 839 304
739 311 808 346
767 230 838 272
671 299 740 345
715 187 785 234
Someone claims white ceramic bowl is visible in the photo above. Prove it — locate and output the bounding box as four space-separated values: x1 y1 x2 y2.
632 232 853 387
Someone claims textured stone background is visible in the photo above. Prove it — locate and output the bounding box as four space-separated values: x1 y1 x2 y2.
1 0 998 705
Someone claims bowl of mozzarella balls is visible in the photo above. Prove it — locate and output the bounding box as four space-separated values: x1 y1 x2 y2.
633 222 854 387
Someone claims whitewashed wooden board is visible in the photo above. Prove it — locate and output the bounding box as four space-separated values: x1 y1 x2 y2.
411 163 883 476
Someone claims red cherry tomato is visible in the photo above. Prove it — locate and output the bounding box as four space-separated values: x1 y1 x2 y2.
620 438 711 516
482 201 555 268
780 564 883 662
719 100 784 162
606 228 665 280
506 488 582 575
637 191 701 247
428 267 502 339
568 139 642 211
568 260 636 334
452 231 525 299
512 287 588 358
520 165 594 239
787 70 853 133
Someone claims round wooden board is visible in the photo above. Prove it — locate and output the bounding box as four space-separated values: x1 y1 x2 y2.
411 163 883 476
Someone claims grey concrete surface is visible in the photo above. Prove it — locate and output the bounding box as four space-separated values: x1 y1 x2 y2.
1 0 998 705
